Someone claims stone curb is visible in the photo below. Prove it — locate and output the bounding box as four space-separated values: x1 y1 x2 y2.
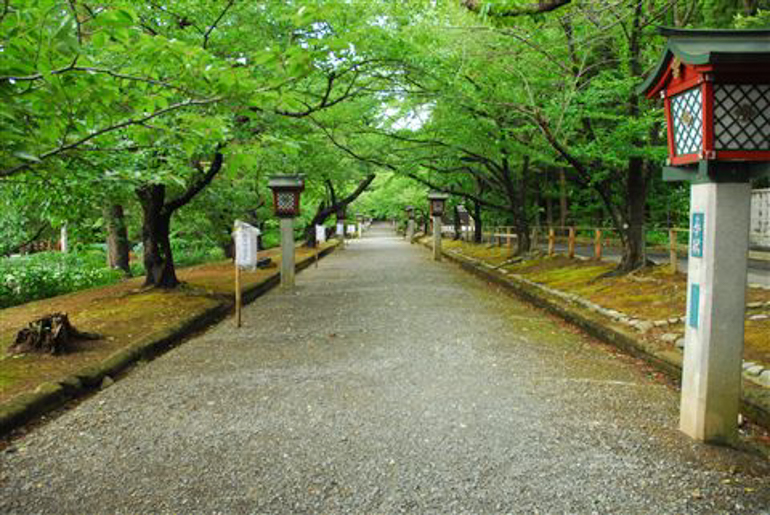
0 242 340 437
424 241 770 430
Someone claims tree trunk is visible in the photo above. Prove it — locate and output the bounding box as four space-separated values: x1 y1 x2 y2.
515 155 531 255
559 168 568 231
453 205 461 240
473 201 483 243
137 184 178 288
619 156 648 271
104 203 131 276
222 235 235 259
617 1 648 273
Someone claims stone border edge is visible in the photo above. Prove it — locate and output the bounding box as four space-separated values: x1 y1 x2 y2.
0 242 340 437
425 241 770 430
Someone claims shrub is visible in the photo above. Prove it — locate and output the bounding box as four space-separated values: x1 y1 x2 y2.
0 250 123 309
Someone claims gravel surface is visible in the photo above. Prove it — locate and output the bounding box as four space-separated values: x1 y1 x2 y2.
1 224 769 514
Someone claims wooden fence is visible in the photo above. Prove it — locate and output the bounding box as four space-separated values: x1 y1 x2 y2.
445 225 750 274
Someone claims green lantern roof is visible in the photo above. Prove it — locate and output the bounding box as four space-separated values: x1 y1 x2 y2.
638 28 770 96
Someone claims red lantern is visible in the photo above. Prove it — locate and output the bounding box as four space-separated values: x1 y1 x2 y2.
639 28 770 169
268 175 304 218
427 192 449 217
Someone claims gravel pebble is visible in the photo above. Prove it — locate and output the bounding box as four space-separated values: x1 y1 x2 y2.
1 225 768 514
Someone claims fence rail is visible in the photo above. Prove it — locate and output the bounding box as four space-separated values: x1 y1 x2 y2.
442 224 769 273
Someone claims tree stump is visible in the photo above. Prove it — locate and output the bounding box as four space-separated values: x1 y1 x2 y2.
9 313 101 355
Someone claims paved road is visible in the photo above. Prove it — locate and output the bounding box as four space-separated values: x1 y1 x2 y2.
2 224 769 513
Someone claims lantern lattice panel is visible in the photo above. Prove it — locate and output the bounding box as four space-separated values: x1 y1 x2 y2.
713 84 770 151
276 192 296 214
671 88 703 156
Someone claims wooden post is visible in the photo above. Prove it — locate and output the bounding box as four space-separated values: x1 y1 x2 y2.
594 229 602 260
548 228 555 256
235 264 242 328
669 229 678 274
568 227 576 259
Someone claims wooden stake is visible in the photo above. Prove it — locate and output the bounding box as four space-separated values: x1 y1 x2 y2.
568 227 576 259
669 229 678 274
594 229 602 260
235 264 242 328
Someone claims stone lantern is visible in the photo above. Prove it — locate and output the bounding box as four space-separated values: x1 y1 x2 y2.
427 192 449 261
268 175 305 288
639 28 770 443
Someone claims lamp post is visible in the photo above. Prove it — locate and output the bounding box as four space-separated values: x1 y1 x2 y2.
268 175 305 288
405 206 415 242
428 192 449 261
639 28 770 443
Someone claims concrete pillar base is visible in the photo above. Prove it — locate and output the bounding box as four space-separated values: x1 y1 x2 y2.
680 181 751 443
433 215 442 261
280 217 296 288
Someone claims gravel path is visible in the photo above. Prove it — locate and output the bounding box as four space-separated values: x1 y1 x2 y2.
1 224 769 514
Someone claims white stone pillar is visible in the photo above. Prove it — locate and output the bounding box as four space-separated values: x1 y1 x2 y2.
280 217 295 288
407 219 414 242
433 215 442 261
60 225 68 253
680 181 751 443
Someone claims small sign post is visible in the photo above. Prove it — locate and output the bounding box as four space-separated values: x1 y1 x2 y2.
233 221 260 328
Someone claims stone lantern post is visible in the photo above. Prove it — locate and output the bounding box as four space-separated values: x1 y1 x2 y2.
639 28 770 443
428 192 449 261
268 175 305 288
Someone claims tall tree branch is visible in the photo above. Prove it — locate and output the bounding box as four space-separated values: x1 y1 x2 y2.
203 0 236 49
462 0 571 17
165 151 225 213
1 97 222 178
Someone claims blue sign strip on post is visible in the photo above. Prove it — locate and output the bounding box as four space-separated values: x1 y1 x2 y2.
691 212 704 258
689 283 700 329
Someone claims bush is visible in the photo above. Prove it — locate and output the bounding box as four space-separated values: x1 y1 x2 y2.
0 250 123 309
170 239 225 268
1 240 229 309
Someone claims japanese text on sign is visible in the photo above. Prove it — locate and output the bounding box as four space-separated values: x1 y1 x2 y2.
234 220 260 269
691 212 704 258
